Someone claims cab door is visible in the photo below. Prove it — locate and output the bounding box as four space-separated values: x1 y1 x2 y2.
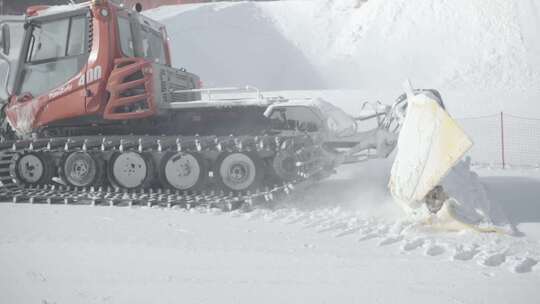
0 15 25 104
0 16 24 138
13 11 91 129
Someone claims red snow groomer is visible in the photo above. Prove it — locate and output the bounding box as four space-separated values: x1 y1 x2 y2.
0 0 470 213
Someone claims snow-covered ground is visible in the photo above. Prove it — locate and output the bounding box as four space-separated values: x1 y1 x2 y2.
1 164 539 303
1 0 540 303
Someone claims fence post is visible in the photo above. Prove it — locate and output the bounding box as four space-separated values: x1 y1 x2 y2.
500 111 506 169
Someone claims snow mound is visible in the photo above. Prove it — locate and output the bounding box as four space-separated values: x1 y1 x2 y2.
146 0 540 116
147 1 325 90
441 158 513 234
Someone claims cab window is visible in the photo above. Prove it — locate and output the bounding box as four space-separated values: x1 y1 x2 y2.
19 14 88 97
118 16 135 57
141 24 166 64
26 19 69 62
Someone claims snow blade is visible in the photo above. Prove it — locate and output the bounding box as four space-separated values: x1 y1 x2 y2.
388 91 473 209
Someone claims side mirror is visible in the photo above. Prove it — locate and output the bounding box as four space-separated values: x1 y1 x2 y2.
133 3 143 13
0 23 10 56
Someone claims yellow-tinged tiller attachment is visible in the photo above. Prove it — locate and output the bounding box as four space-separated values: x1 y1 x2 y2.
388 91 473 210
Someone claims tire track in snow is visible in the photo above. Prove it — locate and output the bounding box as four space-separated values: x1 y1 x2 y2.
479 252 507 267
378 235 404 246
184 203 540 275
509 257 538 274
232 204 540 275
401 238 425 251
452 245 480 261
424 243 446 257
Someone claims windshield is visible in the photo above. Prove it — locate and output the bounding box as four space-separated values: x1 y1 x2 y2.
18 14 88 97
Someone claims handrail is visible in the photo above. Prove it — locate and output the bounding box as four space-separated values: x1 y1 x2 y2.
172 85 263 101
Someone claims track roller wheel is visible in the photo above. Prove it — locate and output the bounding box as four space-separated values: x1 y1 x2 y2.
215 152 263 192
272 150 300 181
272 137 313 181
61 152 104 187
108 152 154 190
15 152 53 185
158 152 207 191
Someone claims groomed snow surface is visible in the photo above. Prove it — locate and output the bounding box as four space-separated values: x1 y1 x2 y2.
1 0 540 303
1 163 539 303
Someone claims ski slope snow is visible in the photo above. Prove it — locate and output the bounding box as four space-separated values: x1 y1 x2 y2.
1 0 540 303
0 198 539 304
146 0 540 117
